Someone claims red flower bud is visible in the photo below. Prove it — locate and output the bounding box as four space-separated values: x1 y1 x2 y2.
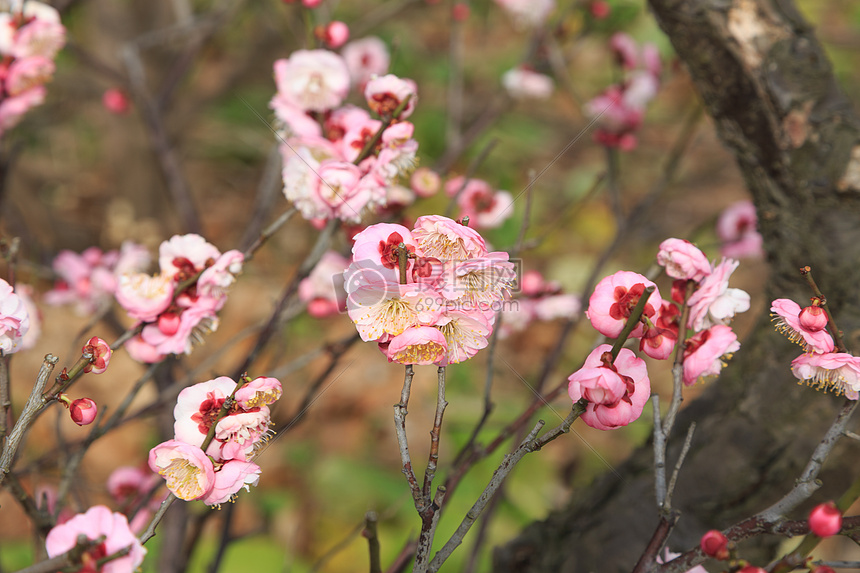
699 529 729 560
798 305 827 332
809 502 842 537
812 567 836 573
70 398 97 426
590 0 611 19
737 567 767 573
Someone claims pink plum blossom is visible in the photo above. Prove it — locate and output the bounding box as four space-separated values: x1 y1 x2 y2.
173 376 238 446
0 278 29 353
502 66 554 100
639 302 680 360
139 305 218 356
791 352 860 399
657 238 711 282
571 345 651 430
107 465 160 507
202 459 262 507
198 249 244 300
411 167 441 197
299 250 349 317
349 223 419 282
717 200 764 259
82 336 112 374
235 376 283 408
385 326 448 365
682 325 740 385
346 278 441 341
209 408 273 461
124 334 167 364
45 505 146 573
437 252 516 308
436 309 491 365
687 259 750 331
269 94 321 138
412 214 487 261
374 121 419 182
148 440 215 500
770 298 834 353
10 18 66 59
273 49 350 112
586 271 662 339
341 36 390 89
69 397 97 426
364 74 417 119
568 353 627 406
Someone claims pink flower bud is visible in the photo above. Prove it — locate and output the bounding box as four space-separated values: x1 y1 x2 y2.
70 398 97 426
699 529 729 560
301 0 322 7
812 567 836 573
158 312 181 336
809 502 842 537
102 88 130 114
799 305 827 332
737 568 766 573
82 336 112 374
590 0 610 19
323 21 349 49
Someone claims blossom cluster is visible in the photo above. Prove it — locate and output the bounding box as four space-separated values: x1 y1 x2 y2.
271 37 419 224
45 242 151 315
0 0 65 137
570 238 749 430
0 277 29 353
584 32 662 151
772 294 860 399
443 176 514 230
148 375 282 506
344 215 516 365
500 269 580 338
115 234 243 363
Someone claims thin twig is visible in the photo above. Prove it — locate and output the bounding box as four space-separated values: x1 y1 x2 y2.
422 367 448 500
428 402 585 571
0 355 58 487
394 365 422 511
664 422 696 510
364 511 382 573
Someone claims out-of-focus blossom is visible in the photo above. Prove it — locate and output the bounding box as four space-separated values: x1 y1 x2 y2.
45 505 146 573
411 167 441 197
273 49 350 112
102 88 131 114
341 36 389 90
589 1 610 19
502 66 554 100
299 250 349 317
322 21 349 49
494 0 555 29
14 284 39 350
716 200 764 259
364 74 417 119
0 278 29 354
445 176 514 229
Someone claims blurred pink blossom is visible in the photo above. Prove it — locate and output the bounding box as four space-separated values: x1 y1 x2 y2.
716 200 764 259
273 49 350 112
341 36 390 90
0 278 29 353
502 66 554 100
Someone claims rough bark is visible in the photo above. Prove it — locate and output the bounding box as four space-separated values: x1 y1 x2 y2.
494 0 860 571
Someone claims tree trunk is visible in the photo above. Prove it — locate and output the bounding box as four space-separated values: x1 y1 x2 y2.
494 0 860 571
